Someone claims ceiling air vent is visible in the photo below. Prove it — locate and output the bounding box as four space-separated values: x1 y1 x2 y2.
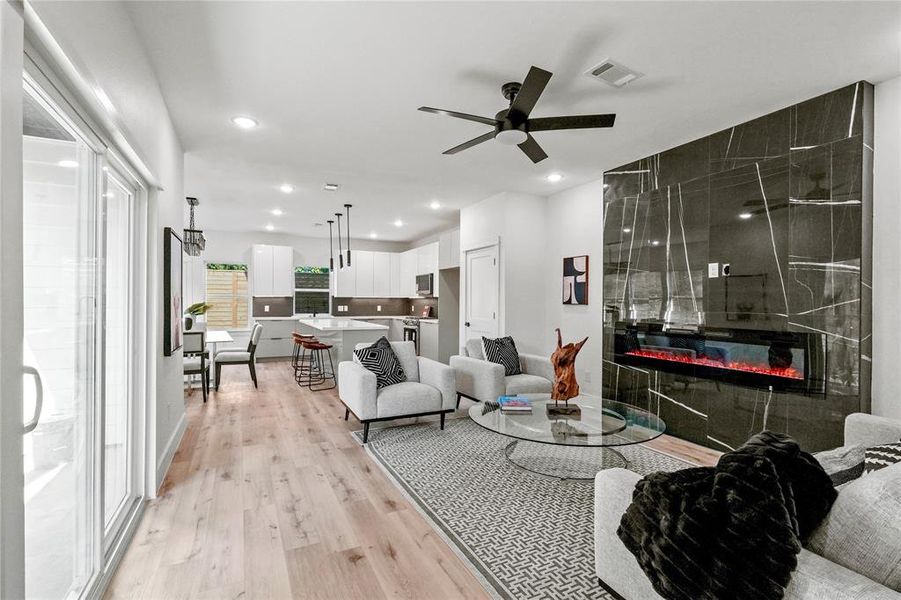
585 59 642 88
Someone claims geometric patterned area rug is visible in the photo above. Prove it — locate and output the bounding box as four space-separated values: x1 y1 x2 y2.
353 417 696 600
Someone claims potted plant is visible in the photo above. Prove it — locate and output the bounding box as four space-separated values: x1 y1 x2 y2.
184 302 212 331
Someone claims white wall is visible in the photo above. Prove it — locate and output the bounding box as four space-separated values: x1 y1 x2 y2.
872 75 901 421
30 2 186 492
543 180 605 395
459 192 547 355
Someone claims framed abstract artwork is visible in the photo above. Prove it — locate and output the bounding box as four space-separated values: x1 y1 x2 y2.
163 227 183 356
563 255 589 305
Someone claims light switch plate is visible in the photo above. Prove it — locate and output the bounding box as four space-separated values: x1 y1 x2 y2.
708 262 719 278
377 305 382 312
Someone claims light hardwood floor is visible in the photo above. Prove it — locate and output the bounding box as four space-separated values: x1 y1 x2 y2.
105 360 719 600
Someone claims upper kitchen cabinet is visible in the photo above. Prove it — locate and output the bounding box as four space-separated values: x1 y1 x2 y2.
252 244 294 296
389 253 403 297
416 241 439 297
400 249 417 297
438 229 460 269
354 250 375 296
373 252 391 297
335 258 356 296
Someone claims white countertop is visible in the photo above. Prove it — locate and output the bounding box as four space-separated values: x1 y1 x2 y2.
297 318 389 331
350 315 439 323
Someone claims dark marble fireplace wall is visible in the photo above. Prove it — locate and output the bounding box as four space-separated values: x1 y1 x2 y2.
602 82 874 452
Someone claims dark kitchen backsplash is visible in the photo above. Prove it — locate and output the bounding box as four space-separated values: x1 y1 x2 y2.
252 296 294 317
332 297 438 318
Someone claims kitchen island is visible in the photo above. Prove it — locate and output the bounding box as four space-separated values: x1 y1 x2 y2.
296 318 389 362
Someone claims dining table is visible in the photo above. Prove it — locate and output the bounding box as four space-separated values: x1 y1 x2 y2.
205 329 234 388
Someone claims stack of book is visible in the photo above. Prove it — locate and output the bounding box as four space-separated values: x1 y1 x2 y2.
497 395 532 414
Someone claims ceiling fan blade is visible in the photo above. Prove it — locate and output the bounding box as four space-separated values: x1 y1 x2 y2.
517 134 548 163
508 66 552 121
528 114 616 131
419 106 498 126
442 131 496 155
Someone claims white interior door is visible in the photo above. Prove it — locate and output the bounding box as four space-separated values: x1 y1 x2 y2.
463 244 499 344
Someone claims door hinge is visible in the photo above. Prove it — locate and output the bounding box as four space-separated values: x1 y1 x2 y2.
492 312 496 319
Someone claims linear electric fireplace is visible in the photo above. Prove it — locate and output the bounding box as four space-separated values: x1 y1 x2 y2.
613 322 826 393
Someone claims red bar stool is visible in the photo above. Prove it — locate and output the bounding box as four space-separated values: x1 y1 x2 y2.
292 333 317 384
300 340 336 391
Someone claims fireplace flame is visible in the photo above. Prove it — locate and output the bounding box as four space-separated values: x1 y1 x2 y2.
624 349 803 380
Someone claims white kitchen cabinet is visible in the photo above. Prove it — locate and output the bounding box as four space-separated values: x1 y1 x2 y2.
389 253 403 297
401 249 417 298
251 244 294 297
354 250 374 296
439 229 460 270
419 321 439 361
335 261 356 297
373 252 391 297
254 318 296 358
272 245 294 296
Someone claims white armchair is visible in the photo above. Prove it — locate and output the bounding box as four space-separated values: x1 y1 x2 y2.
449 338 553 406
338 341 456 443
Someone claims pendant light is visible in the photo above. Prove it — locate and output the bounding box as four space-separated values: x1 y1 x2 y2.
344 204 353 267
327 219 335 271
183 196 206 256
335 212 344 269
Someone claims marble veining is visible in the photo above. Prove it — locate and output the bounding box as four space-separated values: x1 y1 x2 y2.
602 82 874 452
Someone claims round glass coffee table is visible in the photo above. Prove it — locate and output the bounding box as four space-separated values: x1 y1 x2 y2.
468 393 666 480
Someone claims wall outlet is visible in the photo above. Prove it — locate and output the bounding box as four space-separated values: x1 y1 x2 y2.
411 305 415 313
377 305 382 312
263 304 270 313
722 263 731 277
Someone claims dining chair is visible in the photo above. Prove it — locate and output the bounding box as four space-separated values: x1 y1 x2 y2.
214 323 263 389
183 330 210 402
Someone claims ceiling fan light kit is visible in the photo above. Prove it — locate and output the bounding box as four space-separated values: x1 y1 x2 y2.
419 65 616 163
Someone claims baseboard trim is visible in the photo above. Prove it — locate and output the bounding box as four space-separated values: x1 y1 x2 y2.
155 410 187 492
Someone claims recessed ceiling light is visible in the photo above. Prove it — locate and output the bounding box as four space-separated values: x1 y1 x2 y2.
623 227 632 233
265 224 274 231
394 219 404 227
231 115 258 129
271 208 284 216
279 183 294 194
57 160 78 168
546 173 564 183
739 212 753 220
323 183 339 192
429 200 441 210
370 232 378 239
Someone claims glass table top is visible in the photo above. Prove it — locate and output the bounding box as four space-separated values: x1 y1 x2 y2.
468 393 666 448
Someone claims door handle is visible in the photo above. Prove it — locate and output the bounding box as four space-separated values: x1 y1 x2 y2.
23 365 44 434
464 322 470 327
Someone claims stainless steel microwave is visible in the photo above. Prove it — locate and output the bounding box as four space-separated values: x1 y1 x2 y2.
416 273 433 296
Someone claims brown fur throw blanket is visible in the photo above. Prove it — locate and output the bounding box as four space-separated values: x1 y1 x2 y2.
617 431 837 600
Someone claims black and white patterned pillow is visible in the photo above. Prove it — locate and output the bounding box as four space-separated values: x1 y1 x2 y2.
864 441 901 474
482 336 522 376
354 336 407 389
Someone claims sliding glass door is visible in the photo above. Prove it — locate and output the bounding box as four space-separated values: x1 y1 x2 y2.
22 83 95 600
21 76 145 599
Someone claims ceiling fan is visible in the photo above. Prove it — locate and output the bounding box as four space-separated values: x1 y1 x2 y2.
419 65 616 164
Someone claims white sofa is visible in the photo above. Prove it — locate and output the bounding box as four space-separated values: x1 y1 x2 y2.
449 338 553 406
338 340 456 443
594 413 901 600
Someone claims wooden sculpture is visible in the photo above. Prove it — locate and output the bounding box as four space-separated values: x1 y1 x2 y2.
551 328 588 404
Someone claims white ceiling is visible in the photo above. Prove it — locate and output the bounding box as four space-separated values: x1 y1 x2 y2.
127 1 901 242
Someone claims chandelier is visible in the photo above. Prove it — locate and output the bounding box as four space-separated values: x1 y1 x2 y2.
184 196 206 256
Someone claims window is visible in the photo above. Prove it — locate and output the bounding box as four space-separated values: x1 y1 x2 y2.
294 266 330 315
206 264 249 328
